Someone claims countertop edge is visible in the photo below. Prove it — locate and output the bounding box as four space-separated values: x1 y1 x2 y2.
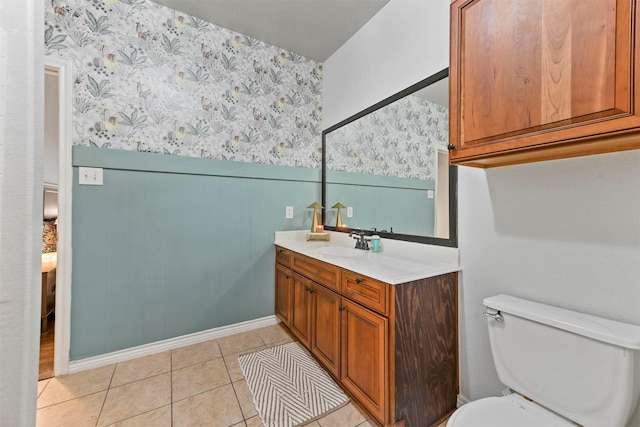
274 238 461 285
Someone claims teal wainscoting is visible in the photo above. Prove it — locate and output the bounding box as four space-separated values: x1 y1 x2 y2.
325 170 435 235
71 147 320 360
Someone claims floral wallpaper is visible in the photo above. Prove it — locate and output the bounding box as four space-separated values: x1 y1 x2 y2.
326 95 448 181
43 220 58 253
44 0 322 167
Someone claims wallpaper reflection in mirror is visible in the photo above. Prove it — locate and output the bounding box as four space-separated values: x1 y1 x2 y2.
324 73 450 239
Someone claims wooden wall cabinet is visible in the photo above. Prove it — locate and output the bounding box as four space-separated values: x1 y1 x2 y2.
449 0 640 167
275 246 458 427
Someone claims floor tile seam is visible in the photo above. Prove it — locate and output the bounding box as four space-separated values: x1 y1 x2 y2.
95 366 117 427
35 389 107 411
171 356 224 372
230 379 252 420
170 355 174 426
107 370 171 391
100 403 172 427
170 380 234 404
37 380 51 398
171 353 225 372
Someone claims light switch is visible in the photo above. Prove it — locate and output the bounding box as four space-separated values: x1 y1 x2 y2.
427 190 434 199
285 206 294 219
347 206 353 218
79 167 103 185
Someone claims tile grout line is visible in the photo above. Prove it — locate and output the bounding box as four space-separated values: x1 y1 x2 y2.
170 349 174 426
95 364 117 427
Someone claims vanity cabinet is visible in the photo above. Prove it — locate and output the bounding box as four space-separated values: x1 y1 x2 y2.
340 297 388 423
311 283 341 378
275 263 292 328
449 0 640 167
274 245 458 427
290 271 313 348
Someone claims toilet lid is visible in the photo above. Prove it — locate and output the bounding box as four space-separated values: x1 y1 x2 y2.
447 394 575 427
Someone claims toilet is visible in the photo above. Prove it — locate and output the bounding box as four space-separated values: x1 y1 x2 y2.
447 294 640 427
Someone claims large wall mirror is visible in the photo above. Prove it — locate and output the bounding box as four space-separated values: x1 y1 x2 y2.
322 68 457 247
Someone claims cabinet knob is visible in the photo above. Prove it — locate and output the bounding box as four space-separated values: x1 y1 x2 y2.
355 278 363 284
304 286 310 292
447 143 455 151
309 289 315 294
339 306 346 311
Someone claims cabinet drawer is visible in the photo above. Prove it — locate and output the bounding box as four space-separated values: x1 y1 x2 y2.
291 253 340 292
275 246 291 268
341 270 388 316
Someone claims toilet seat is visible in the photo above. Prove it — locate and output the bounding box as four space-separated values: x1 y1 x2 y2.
446 394 576 427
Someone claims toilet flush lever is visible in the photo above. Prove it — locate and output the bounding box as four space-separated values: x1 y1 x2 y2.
483 310 504 322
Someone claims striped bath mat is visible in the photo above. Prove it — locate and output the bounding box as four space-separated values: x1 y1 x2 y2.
238 342 349 427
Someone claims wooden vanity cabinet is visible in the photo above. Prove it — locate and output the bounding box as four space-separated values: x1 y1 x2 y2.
290 271 313 348
275 263 292 328
275 246 458 427
311 283 341 378
340 297 388 423
449 0 640 167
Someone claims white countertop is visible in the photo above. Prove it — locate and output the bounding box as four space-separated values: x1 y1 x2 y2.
275 230 460 285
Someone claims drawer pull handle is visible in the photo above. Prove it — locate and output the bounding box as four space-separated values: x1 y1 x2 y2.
355 278 363 284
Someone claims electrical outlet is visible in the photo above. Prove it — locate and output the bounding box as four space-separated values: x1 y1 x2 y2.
79 167 103 185
347 206 353 218
427 190 434 199
285 206 293 219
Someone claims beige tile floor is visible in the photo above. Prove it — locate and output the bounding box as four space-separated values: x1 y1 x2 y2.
36 324 379 427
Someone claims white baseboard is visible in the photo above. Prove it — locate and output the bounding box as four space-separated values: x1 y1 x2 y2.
68 315 279 374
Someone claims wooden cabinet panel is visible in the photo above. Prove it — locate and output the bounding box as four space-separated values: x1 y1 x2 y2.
450 0 640 167
291 252 341 292
341 270 388 315
275 264 292 328
311 284 341 378
392 273 458 427
290 272 312 348
276 246 291 268
340 298 388 424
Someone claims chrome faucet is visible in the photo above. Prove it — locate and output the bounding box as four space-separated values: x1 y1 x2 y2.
349 231 369 250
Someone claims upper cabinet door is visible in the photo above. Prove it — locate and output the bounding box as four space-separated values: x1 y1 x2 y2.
449 0 640 167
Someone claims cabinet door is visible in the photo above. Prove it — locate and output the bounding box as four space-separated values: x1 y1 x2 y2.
275 264 292 327
290 272 312 348
340 298 388 424
450 0 640 167
311 284 341 378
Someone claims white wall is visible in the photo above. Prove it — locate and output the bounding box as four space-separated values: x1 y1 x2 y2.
458 152 640 425
0 0 44 425
323 0 640 425
323 0 449 129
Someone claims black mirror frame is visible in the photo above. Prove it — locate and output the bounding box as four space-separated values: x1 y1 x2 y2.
321 68 458 248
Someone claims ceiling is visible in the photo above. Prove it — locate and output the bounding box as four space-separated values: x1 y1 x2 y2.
150 0 390 62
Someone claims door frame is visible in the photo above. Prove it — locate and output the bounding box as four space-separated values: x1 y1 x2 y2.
44 56 73 376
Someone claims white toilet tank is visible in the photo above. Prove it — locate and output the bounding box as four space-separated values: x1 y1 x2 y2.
484 295 640 427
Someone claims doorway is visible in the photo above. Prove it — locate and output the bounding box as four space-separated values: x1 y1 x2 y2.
42 58 73 379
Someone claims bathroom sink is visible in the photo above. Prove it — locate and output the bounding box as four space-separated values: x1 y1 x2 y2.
315 246 365 258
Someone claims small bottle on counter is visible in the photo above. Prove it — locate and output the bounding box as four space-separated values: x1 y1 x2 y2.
370 235 381 252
